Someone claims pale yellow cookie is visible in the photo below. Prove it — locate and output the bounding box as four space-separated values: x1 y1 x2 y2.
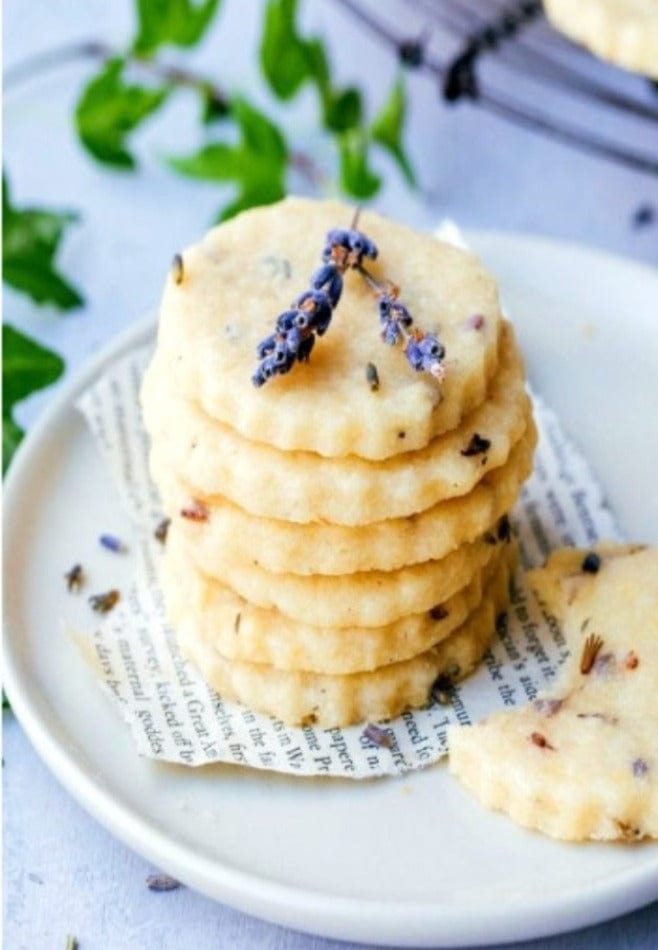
157 426 535 576
162 535 513 673
449 544 658 842
143 322 531 524
171 522 498 628
152 196 504 460
528 542 648 623
544 0 658 79
177 557 513 726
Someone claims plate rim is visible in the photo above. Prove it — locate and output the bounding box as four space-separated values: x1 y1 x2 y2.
4 233 658 947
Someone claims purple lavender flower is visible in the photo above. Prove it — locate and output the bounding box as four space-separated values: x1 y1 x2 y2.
253 219 446 387
404 332 446 381
378 293 413 345
294 290 333 335
310 263 343 307
252 337 297 386
256 332 278 359
274 309 300 335
254 222 371 386
632 758 650 777
322 228 378 268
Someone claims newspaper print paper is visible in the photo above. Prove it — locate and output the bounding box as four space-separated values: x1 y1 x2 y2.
75 343 620 779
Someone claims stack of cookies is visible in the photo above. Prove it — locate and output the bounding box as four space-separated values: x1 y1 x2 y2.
141 198 536 727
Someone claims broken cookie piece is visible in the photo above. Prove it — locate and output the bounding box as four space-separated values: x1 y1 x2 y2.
448 543 658 842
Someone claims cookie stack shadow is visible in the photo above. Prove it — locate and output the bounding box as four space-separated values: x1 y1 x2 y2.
141 199 536 728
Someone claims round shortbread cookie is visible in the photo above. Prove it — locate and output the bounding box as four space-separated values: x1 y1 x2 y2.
158 424 535 576
449 544 658 842
544 0 658 79
171 523 497 628
176 557 513 726
144 323 530 525
152 196 504 460
161 535 513 673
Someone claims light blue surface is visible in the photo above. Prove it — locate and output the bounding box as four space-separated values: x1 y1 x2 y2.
3 1 658 947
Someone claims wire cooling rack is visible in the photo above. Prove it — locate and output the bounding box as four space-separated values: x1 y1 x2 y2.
334 0 658 176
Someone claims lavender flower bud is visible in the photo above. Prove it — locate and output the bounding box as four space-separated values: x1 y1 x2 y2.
322 228 351 261
295 289 333 335
275 309 300 334
252 345 296 387
405 333 446 380
378 294 413 345
348 230 378 262
297 334 315 362
311 264 343 307
322 228 378 268
257 332 278 359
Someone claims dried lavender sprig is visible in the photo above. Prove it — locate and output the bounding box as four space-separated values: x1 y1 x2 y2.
358 266 446 382
253 221 445 385
252 226 377 387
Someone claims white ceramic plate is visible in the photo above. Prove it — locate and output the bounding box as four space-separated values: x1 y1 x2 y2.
4 233 658 948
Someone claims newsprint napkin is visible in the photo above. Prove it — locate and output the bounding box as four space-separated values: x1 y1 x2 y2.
76 347 619 779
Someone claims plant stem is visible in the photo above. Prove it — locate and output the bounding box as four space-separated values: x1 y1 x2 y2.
4 39 325 185
4 40 111 88
4 38 230 110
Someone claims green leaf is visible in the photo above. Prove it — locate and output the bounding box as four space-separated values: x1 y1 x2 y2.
200 83 230 124
2 324 65 474
338 134 381 199
2 175 84 310
233 97 287 163
370 77 416 186
322 86 362 133
260 1 361 132
3 323 65 410
3 415 23 476
169 96 288 221
75 58 169 168
260 0 310 99
169 143 243 181
133 0 223 55
216 175 288 223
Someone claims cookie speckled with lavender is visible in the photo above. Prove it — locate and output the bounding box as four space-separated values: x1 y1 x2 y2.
449 543 658 842
147 197 504 460
253 216 446 387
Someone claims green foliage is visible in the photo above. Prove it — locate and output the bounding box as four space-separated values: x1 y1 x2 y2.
200 83 231 124
260 0 310 99
3 0 418 468
338 134 381 199
169 96 288 220
75 57 169 168
2 324 65 473
260 0 414 198
370 78 416 186
2 175 83 310
3 414 24 476
260 0 362 133
70 0 414 206
133 0 222 55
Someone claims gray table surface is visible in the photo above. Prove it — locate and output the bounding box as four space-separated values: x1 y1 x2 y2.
4 1 657 947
